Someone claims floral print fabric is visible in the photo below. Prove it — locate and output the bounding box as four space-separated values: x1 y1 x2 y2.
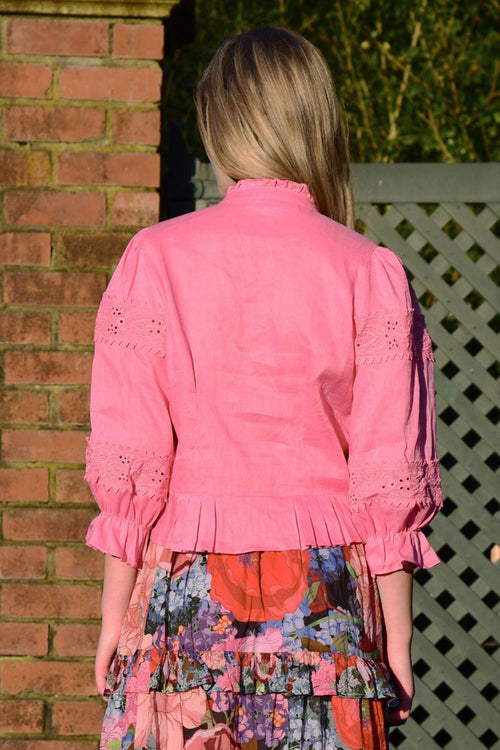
101 543 396 749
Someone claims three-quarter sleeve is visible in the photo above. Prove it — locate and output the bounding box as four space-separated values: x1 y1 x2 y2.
85 234 175 568
348 245 442 575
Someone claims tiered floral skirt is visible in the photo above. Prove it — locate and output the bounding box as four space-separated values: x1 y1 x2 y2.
100 542 397 749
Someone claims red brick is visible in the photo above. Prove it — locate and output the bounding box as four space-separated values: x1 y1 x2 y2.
1 661 96 696
0 311 51 345
5 106 105 143
52 699 103 735
0 742 96 750
3 507 95 542
113 109 160 146
60 66 161 102
4 271 105 306
7 18 109 56
58 151 159 187
4 190 105 227
53 623 101 656
0 623 48 656
59 389 90 425
0 232 51 266
2 429 86 463
113 22 163 60
0 545 47 578
2 583 100 619
0 150 50 187
58 311 96 344
5 351 93 385
0 699 44 733
57 231 130 269
55 547 103 581
0 62 51 98
113 191 159 226
0 390 49 424
0 468 49 502
56 469 93 504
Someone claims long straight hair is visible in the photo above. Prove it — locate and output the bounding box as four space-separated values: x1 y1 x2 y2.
196 27 354 227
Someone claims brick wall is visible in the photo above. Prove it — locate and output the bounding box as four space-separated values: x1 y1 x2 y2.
0 12 164 746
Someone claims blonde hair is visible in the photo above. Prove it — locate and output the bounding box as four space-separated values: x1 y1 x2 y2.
196 27 354 227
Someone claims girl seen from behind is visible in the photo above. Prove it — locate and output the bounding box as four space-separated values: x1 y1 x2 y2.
85 27 442 750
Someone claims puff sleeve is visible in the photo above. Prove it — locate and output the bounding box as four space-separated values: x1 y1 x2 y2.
85 233 175 568
348 245 442 575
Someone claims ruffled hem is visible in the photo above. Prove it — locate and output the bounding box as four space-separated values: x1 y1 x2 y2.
149 491 440 574
86 511 150 568
365 530 440 575
150 491 362 555
106 649 397 703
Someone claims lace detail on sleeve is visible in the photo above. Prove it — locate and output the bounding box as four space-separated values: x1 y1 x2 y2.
85 439 174 499
94 294 167 356
355 309 434 365
349 459 442 509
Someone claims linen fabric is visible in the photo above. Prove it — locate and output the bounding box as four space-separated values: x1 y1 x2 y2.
85 178 442 574
99 541 393 749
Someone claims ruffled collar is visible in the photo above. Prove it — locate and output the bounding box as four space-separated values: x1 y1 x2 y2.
226 178 315 206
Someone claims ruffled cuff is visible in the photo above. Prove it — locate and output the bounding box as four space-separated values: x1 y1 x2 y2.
365 530 441 575
85 511 150 569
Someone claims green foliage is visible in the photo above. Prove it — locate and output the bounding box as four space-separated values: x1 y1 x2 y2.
164 0 499 162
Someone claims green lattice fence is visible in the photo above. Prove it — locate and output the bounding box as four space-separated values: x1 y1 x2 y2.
190 162 500 750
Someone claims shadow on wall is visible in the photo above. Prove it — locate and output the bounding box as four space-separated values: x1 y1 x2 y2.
161 0 197 220
163 122 197 219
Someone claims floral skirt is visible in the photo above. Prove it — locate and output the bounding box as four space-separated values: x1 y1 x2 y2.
101 543 397 750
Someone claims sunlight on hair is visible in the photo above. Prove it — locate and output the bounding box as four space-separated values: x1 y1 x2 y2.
196 27 354 227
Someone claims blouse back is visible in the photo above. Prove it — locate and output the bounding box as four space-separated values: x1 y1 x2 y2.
85 178 442 573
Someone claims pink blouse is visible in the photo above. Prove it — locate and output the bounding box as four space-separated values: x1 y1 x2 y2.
85 178 442 574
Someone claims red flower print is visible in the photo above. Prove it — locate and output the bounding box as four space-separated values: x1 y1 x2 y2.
207 549 311 622
330 697 387 750
308 580 332 613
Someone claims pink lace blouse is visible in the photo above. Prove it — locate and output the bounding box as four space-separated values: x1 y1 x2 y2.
85 178 442 573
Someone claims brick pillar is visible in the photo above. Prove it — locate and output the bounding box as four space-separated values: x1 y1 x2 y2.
0 1 177 745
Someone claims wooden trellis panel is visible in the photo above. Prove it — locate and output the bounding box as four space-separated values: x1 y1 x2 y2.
191 163 500 750
355 164 500 750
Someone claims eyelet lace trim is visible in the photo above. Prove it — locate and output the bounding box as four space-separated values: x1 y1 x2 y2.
94 294 167 356
349 459 442 509
355 309 434 364
85 439 173 499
